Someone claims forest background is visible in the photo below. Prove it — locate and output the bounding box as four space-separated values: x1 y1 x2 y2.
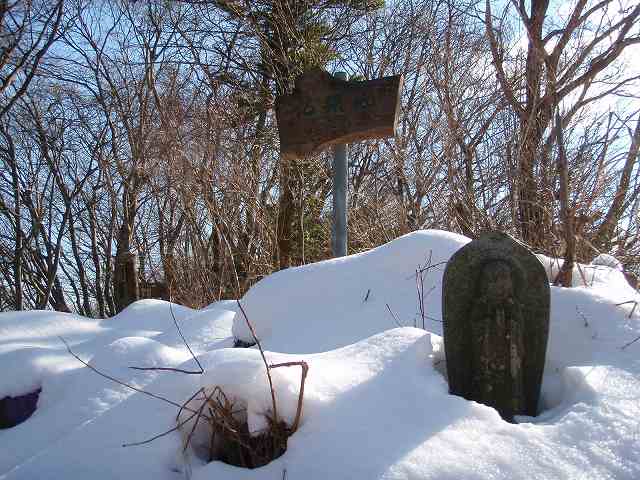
1 0 639 316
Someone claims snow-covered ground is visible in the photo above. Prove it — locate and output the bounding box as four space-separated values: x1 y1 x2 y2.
1 230 639 479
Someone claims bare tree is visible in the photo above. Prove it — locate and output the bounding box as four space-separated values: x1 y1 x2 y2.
594 114 640 250
0 0 64 119
485 0 640 248
0 0 64 309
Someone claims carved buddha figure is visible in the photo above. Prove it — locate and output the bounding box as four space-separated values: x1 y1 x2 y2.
470 260 525 420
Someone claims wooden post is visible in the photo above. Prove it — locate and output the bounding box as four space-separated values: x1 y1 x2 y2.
113 252 139 312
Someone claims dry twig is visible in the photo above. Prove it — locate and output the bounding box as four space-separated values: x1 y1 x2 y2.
576 306 589 328
127 303 204 374
621 334 640 350
414 250 445 328
236 300 279 423
270 361 309 433
386 303 402 328
123 388 206 448
615 300 638 318
59 336 204 416
235 299 309 434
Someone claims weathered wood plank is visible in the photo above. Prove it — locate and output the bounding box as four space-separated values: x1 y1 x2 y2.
275 69 403 158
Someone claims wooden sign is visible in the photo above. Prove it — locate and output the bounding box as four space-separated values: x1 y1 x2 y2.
275 69 403 158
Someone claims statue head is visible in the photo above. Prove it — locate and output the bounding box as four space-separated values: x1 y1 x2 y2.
478 260 516 302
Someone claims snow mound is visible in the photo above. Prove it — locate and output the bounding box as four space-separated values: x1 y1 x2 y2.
1 229 639 479
233 230 469 353
537 253 634 293
233 230 639 370
591 253 623 271
5 328 636 480
0 301 234 475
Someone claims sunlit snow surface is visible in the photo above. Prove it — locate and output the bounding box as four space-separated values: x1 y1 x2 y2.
1 230 639 479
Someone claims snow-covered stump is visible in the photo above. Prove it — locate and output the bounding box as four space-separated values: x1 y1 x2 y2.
176 301 308 469
179 386 289 469
443 231 550 421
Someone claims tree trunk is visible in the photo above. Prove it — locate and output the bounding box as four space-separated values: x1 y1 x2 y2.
50 276 71 312
38 201 72 311
3 124 24 310
456 145 476 238
517 124 549 250
87 202 106 317
553 112 575 287
594 115 640 250
113 186 139 313
12 164 23 310
68 209 92 315
277 156 296 269
114 224 139 313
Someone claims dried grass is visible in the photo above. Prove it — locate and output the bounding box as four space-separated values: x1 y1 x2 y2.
180 386 288 468
178 300 308 468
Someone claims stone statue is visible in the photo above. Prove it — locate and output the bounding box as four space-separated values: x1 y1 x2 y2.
470 260 525 418
443 232 550 421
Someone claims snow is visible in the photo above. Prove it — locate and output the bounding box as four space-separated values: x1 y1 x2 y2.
591 253 624 271
1 229 639 479
537 252 634 291
232 230 469 352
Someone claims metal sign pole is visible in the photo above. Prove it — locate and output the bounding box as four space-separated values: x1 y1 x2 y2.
332 71 348 258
